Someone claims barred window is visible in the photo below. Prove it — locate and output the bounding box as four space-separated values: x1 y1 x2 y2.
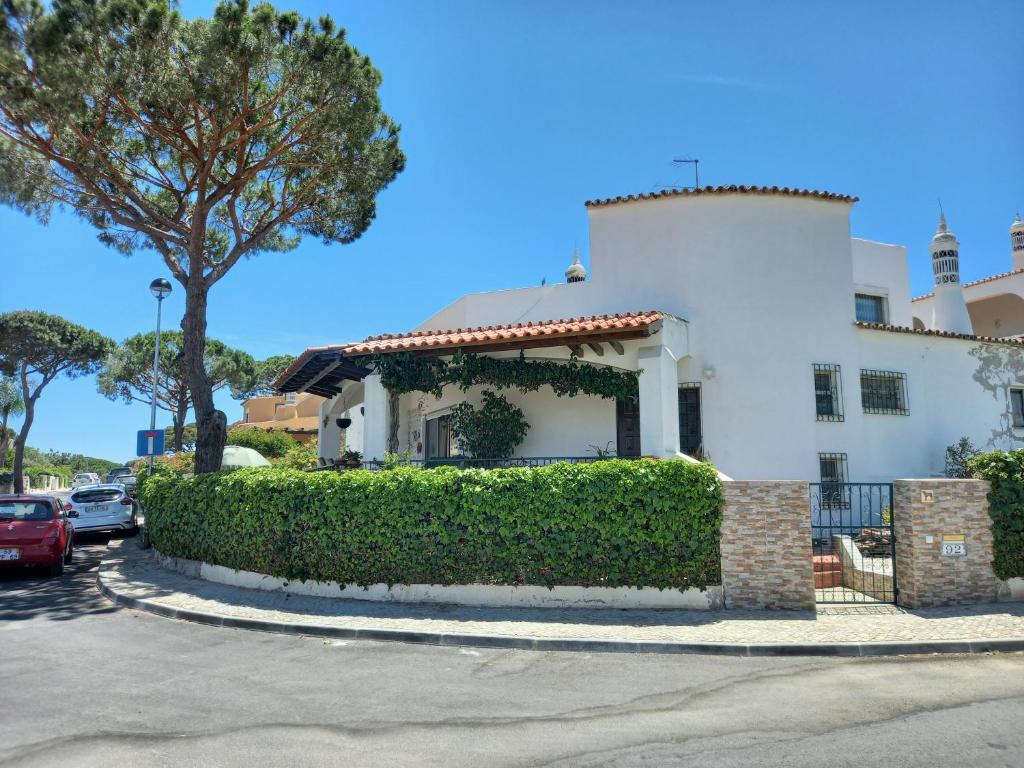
813 364 844 422
855 293 887 324
819 452 849 509
1011 388 1024 428
860 370 909 414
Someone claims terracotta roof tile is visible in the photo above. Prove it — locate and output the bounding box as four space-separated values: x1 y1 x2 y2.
855 321 1024 347
343 311 667 355
911 268 1024 302
585 184 858 209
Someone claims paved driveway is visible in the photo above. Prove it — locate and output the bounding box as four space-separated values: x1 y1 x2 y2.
1 537 1023 767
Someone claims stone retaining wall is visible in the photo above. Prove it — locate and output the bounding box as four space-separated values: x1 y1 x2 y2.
720 481 815 610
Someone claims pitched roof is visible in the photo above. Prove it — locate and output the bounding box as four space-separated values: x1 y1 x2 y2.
584 184 858 209
911 268 1024 302
345 310 667 355
274 311 671 395
855 321 1024 347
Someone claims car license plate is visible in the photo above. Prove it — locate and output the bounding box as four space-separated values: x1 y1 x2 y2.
0 548 20 561
91 504 109 513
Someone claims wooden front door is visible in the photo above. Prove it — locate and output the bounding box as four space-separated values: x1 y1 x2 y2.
616 397 641 457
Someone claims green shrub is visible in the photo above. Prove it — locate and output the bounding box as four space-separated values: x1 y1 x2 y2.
25 464 71 485
968 449 1024 580
142 459 723 590
449 390 529 458
225 426 298 459
279 439 319 470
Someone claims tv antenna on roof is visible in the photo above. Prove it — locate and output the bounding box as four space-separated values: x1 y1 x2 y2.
656 157 701 192
673 157 700 189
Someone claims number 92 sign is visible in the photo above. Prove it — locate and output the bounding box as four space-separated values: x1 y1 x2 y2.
941 537 966 557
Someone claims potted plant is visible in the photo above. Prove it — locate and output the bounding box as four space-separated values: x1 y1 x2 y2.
341 449 362 468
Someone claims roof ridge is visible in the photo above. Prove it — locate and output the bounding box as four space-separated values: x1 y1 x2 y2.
855 321 1024 347
585 184 858 209
362 310 662 344
910 267 1024 302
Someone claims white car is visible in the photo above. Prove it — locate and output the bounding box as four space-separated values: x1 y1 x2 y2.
71 473 101 489
65 484 138 534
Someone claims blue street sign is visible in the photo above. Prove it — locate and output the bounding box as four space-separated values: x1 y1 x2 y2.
137 429 165 457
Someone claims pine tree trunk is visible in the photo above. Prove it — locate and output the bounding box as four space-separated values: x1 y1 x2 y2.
173 391 188 452
182 275 226 474
11 399 33 494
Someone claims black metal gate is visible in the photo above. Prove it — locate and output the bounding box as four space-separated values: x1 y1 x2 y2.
809 483 897 605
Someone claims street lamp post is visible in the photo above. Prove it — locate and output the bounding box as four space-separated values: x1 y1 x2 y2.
148 278 173 472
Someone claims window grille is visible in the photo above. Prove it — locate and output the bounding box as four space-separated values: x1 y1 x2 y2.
818 452 849 509
1011 388 1024 428
813 364 844 422
860 369 909 414
855 294 887 324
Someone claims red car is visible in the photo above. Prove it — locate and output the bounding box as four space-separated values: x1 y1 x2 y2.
0 495 76 576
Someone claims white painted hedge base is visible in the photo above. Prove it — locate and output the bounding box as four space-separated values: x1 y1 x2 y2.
154 550 723 610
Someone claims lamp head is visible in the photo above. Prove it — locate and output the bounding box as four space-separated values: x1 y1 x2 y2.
149 278 173 300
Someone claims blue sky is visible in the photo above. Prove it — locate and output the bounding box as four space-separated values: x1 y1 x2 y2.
1 0 1021 462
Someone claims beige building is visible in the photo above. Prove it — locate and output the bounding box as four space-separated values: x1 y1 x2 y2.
235 392 324 444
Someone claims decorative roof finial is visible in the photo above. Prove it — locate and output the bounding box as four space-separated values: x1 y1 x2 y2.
565 242 587 283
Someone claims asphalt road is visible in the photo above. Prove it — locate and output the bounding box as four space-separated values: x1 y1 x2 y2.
1 538 1023 768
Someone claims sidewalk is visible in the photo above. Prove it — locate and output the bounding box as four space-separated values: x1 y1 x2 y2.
98 541 1024 656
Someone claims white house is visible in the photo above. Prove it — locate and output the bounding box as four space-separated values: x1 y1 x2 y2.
276 185 1024 483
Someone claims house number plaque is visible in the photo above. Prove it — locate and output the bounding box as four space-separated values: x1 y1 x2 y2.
941 534 966 557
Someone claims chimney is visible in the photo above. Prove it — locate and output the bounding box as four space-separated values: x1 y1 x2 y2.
929 212 974 335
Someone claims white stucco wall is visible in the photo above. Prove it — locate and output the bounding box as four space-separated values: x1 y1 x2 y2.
851 238 912 327
849 328 1024 479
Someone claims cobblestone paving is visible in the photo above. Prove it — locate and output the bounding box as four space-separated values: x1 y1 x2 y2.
100 543 1024 646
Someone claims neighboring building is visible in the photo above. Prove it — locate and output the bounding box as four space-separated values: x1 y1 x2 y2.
235 392 325 445
911 212 1024 337
277 185 1024 482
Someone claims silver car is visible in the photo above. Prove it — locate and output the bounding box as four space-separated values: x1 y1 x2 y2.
65 484 138 534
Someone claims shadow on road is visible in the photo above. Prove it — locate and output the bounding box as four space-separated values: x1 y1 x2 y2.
0 532 131 623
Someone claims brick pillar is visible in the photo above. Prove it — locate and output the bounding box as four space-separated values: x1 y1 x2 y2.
720 481 816 610
893 479 1003 608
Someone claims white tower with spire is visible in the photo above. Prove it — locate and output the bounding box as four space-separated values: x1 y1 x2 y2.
565 243 588 283
929 211 974 335
1011 212 1024 271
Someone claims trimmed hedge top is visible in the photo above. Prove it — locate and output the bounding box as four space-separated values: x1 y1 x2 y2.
970 449 1024 580
142 459 723 591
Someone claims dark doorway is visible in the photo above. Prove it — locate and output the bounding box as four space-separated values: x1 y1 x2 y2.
616 397 641 457
678 383 702 457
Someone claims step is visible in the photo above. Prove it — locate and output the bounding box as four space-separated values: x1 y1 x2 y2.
814 570 843 589
812 554 840 573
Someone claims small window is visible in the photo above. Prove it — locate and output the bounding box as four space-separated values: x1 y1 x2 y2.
813 364 844 422
819 452 849 509
284 392 297 404
1011 388 1024 428
861 370 909 415
855 293 888 324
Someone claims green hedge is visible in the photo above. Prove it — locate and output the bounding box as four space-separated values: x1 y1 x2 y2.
969 450 1024 580
142 459 723 591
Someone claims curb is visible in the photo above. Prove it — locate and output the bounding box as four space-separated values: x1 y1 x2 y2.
96 570 1024 657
